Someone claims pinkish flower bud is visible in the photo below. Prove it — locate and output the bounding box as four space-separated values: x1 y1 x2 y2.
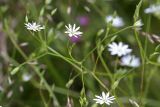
69 35 81 43
77 16 89 26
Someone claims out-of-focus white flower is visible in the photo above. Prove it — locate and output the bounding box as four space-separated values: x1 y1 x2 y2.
20 42 29 47
25 22 45 32
134 19 143 30
84 6 91 12
67 6 71 14
22 72 32 82
7 90 13 98
105 15 124 28
8 77 13 85
121 55 140 67
144 4 160 14
65 24 83 38
19 86 24 92
93 92 115 105
0 85 4 92
108 42 132 57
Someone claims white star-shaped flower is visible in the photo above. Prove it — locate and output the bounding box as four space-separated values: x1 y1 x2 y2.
108 42 132 57
65 24 83 38
106 15 124 28
93 92 115 105
121 55 140 67
25 22 45 32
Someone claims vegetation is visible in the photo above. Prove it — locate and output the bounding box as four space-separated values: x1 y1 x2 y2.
0 0 160 107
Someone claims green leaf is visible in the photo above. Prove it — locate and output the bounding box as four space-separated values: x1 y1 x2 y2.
0 6 8 13
155 44 160 51
25 15 28 22
56 22 64 29
66 79 74 88
149 52 160 59
40 7 45 16
134 0 143 21
111 35 118 42
51 8 57 16
11 67 20 75
112 79 120 90
97 29 104 37
91 104 98 107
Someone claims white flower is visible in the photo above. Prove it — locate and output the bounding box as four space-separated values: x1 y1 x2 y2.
134 19 143 30
93 92 115 105
22 72 32 82
0 85 4 92
106 15 124 28
134 20 143 27
65 24 83 38
108 42 132 57
7 90 13 98
67 6 71 14
121 55 140 67
25 22 45 32
144 4 160 14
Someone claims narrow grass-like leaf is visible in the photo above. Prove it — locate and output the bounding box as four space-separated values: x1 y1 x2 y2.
51 8 57 16
66 79 74 88
56 22 64 29
40 7 45 16
25 15 28 22
134 0 143 21
149 52 160 59
155 44 160 51
97 29 104 37
11 67 20 75
112 79 120 90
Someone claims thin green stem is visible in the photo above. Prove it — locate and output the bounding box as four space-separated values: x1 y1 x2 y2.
91 72 109 91
40 82 49 107
144 67 156 98
5 29 28 60
134 27 145 107
47 47 82 73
